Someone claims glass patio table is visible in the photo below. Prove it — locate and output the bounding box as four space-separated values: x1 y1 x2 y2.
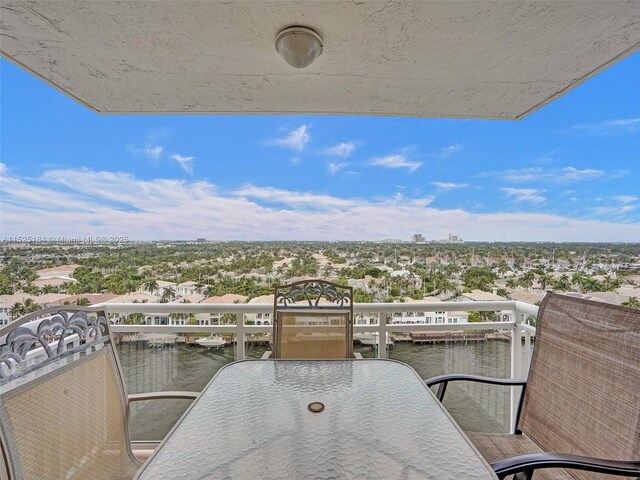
135 359 498 479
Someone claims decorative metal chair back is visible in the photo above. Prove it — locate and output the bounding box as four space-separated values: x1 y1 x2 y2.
273 280 354 359
518 293 640 479
0 307 140 480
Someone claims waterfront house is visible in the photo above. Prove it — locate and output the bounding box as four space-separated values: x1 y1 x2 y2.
195 294 248 325
459 290 515 321
34 264 81 280
392 297 469 325
245 294 275 325
176 281 198 297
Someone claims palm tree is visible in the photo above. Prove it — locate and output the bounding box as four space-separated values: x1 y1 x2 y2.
581 277 599 293
518 272 534 291
9 302 24 320
124 305 145 325
143 279 159 294
123 279 138 294
554 274 571 291
497 260 509 276
9 298 43 319
161 286 176 303
194 280 205 294
60 281 73 294
22 298 41 313
601 275 621 292
322 264 333 278
622 296 640 309
571 272 584 292
538 273 553 290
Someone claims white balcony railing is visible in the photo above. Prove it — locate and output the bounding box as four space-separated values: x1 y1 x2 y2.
99 300 538 432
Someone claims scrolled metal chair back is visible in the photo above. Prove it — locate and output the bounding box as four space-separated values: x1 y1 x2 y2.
0 307 110 385
0 307 141 480
273 280 354 359
275 279 353 308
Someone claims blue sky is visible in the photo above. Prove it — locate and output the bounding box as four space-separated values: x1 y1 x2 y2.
1 52 639 242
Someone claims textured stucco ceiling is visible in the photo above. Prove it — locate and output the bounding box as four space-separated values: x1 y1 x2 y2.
1 1 639 118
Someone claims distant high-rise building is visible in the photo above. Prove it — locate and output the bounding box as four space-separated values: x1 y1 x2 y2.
412 234 425 243
443 233 463 243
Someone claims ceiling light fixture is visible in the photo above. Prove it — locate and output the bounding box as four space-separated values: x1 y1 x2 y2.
275 26 323 69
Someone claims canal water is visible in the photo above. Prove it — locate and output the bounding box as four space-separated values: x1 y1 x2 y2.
118 339 528 441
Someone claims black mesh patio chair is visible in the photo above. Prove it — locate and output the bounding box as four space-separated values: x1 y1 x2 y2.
425 293 640 480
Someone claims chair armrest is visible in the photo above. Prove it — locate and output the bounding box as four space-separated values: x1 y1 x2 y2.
128 391 199 402
424 374 527 401
491 453 640 479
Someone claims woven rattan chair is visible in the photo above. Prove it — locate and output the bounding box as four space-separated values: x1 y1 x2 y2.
267 280 358 359
0 307 198 480
426 293 640 480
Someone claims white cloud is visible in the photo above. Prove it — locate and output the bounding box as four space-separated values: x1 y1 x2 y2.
612 195 638 204
501 188 546 204
369 154 422 172
570 118 640 135
328 162 348 175
431 143 463 159
128 144 164 161
2 167 639 242
590 195 640 218
560 167 604 182
592 205 638 216
170 154 195 174
272 125 310 152
324 142 356 159
144 144 163 160
494 166 605 184
431 182 468 190
232 184 355 209
499 167 545 183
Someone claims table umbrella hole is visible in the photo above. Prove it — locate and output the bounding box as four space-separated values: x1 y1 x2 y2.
308 402 325 413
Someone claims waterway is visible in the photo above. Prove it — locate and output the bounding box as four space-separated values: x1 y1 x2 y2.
117 339 530 441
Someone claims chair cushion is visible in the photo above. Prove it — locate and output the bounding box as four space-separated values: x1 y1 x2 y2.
466 432 574 480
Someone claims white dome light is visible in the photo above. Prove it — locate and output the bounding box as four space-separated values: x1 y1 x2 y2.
275 27 323 69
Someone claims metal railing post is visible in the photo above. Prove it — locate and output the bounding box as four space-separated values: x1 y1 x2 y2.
523 329 532 376
510 307 523 433
377 312 387 359
235 312 245 360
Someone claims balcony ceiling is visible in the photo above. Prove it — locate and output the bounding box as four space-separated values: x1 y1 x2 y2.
1 1 639 119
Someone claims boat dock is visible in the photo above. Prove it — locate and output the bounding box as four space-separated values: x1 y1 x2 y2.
115 333 270 347
407 331 487 344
